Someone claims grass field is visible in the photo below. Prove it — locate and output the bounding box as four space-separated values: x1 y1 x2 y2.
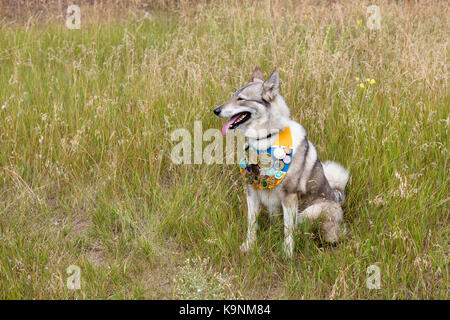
0 0 448 299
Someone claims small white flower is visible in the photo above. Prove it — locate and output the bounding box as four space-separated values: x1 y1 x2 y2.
1 103 6 110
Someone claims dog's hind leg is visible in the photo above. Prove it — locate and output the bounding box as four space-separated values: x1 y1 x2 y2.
281 192 298 258
240 186 261 252
297 200 343 243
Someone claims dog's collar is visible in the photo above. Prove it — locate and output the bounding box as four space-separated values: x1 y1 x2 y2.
244 132 277 151
255 131 275 141
239 126 293 190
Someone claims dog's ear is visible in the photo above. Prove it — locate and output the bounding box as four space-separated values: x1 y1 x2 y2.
262 70 279 102
250 66 264 83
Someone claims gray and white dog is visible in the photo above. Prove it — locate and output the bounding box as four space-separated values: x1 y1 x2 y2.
214 67 349 258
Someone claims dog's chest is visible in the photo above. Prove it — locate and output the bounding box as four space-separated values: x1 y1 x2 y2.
257 188 282 211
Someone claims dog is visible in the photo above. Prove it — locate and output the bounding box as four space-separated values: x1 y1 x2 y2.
213 67 349 258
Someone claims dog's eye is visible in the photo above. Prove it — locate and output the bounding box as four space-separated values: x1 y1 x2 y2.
237 97 244 101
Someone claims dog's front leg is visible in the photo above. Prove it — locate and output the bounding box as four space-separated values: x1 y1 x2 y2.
240 186 260 252
281 192 298 258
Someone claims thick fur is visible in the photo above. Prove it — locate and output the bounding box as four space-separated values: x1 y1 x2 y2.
214 67 349 258
322 161 349 192
322 160 349 205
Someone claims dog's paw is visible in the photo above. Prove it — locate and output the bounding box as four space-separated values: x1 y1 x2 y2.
240 240 253 253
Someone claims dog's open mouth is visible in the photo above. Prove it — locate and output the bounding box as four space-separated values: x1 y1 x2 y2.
221 112 251 136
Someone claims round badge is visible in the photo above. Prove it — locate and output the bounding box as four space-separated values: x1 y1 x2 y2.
258 152 274 169
273 147 286 160
283 155 291 164
273 160 285 171
284 146 292 155
266 168 275 176
253 175 260 184
240 159 247 168
267 176 277 185
247 176 253 184
275 171 283 179
261 179 268 188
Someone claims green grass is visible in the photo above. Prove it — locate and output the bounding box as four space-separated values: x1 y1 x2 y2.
0 1 448 299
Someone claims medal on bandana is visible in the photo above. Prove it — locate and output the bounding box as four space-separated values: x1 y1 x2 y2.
239 126 293 190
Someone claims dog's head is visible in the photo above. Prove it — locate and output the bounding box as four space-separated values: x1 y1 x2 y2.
213 67 290 137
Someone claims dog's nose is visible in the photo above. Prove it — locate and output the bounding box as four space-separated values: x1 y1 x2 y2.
213 107 221 116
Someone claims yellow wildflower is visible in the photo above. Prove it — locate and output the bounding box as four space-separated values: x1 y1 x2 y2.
360 83 365 89
370 79 376 85
355 77 360 82
357 19 362 26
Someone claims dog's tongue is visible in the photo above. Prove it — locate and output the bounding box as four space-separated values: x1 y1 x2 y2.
221 114 241 136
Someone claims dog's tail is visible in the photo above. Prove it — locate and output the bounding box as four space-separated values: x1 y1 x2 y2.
322 161 349 204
